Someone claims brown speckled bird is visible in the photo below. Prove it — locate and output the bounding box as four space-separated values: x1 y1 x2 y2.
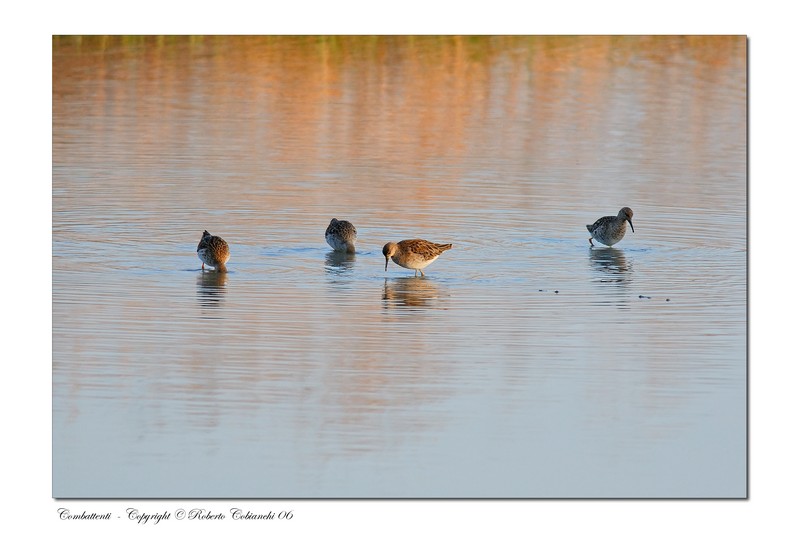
197 230 230 272
586 207 634 247
325 218 357 254
382 239 452 277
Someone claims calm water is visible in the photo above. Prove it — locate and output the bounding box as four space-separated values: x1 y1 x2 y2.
52 36 746 498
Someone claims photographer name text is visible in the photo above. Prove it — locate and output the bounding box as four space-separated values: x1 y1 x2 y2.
56 507 294 524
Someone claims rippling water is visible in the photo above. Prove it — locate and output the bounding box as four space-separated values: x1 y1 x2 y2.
53 36 746 498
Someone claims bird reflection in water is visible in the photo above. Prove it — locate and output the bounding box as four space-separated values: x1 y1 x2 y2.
382 277 443 308
589 247 631 283
324 250 356 273
196 271 228 308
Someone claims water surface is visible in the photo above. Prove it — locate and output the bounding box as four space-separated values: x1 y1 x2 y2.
53 36 746 498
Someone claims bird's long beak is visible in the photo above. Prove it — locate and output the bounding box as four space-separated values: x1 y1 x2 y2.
384 256 389 271
629 221 635 233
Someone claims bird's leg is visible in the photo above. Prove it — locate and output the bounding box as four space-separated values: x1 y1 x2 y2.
588 238 594 247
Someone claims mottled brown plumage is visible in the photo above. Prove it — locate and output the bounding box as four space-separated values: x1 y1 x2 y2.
383 239 452 276
586 207 634 247
325 218 357 254
197 230 230 272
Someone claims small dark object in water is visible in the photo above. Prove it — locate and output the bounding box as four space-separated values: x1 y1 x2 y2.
639 295 651 299
666 298 671 302
554 290 559 294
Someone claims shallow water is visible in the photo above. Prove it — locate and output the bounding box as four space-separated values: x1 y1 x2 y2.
52 36 746 498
